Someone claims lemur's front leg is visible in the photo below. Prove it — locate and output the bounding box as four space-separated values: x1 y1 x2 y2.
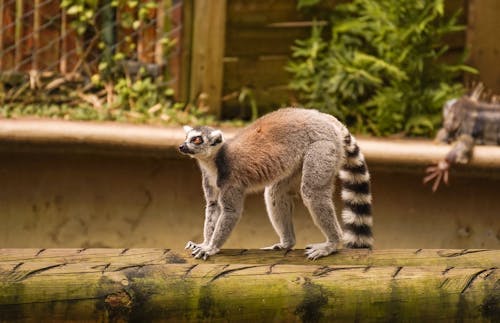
424 134 474 191
185 173 220 251
191 187 244 260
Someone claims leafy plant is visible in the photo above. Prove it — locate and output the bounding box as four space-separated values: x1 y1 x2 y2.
56 0 179 122
288 0 476 136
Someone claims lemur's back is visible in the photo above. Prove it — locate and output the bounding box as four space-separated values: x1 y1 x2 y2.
221 108 348 187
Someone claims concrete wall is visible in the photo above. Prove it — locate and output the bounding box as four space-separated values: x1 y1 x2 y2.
1 150 498 250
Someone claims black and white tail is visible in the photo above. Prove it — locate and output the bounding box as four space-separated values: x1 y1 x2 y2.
339 133 374 248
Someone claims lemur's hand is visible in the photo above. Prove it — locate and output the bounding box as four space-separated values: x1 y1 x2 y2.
423 160 450 192
190 244 220 260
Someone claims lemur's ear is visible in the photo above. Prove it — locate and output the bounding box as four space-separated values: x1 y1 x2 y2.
210 130 224 146
183 125 193 133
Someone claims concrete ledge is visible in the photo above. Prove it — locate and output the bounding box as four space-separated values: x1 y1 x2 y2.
1 119 500 169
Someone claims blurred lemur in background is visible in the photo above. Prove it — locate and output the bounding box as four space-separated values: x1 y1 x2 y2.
424 84 500 191
179 108 373 260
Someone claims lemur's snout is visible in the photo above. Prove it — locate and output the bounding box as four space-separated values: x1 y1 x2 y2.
179 144 194 155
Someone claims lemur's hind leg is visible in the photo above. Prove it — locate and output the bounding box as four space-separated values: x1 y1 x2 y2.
300 141 343 260
261 174 300 250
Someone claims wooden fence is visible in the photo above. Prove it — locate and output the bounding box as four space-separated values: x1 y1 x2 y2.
0 0 184 94
1 1 499 114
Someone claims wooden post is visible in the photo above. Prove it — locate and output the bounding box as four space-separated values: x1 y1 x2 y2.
100 0 116 79
137 2 156 63
0 249 498 321
189 0 227 117
14 0 22 69
179 0 194 103
60 9 67 74
155 0 169 66
0 0 4 71
466 0 500 92
32 0 40 71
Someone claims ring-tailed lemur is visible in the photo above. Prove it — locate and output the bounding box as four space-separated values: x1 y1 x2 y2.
179 108 373 260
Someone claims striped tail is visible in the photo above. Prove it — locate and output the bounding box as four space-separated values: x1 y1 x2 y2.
339 133 374 248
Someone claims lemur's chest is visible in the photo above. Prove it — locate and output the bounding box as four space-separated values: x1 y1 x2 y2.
198 160 219 186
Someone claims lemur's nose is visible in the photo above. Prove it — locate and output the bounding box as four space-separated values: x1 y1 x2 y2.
178 144 185 151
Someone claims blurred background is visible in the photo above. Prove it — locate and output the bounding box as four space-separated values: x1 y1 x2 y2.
0 0 498 249
0 0 498 132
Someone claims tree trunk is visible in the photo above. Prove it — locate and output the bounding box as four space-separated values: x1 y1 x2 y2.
0 249 498 322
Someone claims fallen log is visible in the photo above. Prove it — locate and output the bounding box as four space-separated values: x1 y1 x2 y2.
0 249 498 322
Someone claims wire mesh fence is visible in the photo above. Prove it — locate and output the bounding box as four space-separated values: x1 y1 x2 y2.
0 0 184 105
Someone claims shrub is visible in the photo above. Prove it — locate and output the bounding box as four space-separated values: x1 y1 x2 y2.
288 0 476 136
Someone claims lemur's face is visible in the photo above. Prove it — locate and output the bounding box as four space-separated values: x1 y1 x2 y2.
179 126 224 159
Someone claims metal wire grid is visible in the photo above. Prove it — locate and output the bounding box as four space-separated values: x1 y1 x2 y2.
0 0 182 87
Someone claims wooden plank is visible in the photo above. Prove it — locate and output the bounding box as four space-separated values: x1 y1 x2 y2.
0 0 3 71
37 0 61 71
155 0 168 66
222 57 292 115
0 249 498 321
222 87 291 118
226 6 466 57
178 0 193 103
61 9 79 74
189 0 226 117
227 0 465 27
32 0 40 71
223 57 290 90
227 0 338 26
14 0 23 69
137 3 156 63
1 0 15 70
59 9 68 74
20 0 35 71
225 26 311 57
164 1 183 98
466 0 500 92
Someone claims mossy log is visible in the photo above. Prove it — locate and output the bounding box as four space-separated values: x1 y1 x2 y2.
0 249 498 322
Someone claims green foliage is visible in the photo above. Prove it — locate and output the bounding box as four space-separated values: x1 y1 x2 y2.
0 1 217 127
288 0 475 136
45 0 183 124
0 100 220 126
60 0 98 35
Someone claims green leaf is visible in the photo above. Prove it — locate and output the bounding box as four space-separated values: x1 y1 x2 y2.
66 5 81 15
288 0 471 137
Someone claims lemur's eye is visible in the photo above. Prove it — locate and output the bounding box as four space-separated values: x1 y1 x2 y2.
190 136 203 145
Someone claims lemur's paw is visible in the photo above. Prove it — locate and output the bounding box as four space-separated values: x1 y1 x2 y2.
185 241 204 250
305 242 337 260
191 245 220 260
260 242 294 250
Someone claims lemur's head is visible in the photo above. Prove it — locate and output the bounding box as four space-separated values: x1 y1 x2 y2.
179 126 224 159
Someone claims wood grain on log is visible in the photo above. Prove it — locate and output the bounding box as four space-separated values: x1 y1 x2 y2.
0 249 498 322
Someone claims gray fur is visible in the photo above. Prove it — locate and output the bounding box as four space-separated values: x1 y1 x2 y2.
179 108 373 260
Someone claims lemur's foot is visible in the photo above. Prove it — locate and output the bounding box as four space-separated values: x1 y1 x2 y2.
191 245 220 260
185 241 204 250
305 242 337 260
260 242 294 250
423 160 450 192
